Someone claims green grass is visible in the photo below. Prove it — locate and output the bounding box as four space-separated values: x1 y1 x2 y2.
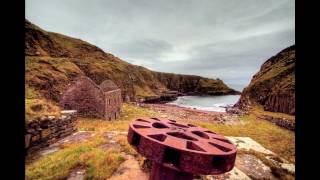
25 98 61 122
76 103 295 163
25 103 160 179
251 106 295 122
26 103 295 179
133 85 156 98
76 103 161 132
25 86 41 99
26 135 125 180
183 114 295 163
252 58 294 85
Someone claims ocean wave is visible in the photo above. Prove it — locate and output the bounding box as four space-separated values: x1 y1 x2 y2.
167 95 240 112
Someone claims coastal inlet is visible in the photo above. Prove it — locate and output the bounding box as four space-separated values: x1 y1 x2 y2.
167 95 241 112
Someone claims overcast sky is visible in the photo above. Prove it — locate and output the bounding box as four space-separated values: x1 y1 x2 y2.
26 0 295 91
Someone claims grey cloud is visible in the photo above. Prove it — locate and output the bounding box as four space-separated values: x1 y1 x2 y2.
26 0 294 91
110 39 174 60
146 29 294 73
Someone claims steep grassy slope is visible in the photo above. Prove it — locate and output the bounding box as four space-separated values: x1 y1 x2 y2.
236 45 295 115
25 20 238 119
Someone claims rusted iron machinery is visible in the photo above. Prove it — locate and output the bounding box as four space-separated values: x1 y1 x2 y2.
127 117 237 180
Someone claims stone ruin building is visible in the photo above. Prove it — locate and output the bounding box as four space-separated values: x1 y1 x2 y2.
59 76 122 120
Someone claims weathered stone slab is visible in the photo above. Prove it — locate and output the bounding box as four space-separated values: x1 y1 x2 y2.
54 131 95 145
203 167 251 180
67 167 86 180
226 137 274 155
98 142 121 150
108 155 148 180
281 163 295 174
39 146 60 156
236 154 276 179
103 131 128 140
265 155 295 174
61 110 77 116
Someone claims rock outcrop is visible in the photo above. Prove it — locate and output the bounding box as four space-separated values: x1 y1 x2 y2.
235 45 295 115
25 19 239 108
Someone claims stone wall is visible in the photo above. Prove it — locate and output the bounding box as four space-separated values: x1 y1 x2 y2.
104 89 122 120
257 115 295 131
25 110 77 155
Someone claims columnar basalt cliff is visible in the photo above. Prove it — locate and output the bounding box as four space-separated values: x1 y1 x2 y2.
235 45 295 115
25 20 238 110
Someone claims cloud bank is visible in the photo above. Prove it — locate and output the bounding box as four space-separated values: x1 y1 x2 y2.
26 0 295 90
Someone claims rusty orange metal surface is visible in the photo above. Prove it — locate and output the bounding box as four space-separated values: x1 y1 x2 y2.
127 117 237 179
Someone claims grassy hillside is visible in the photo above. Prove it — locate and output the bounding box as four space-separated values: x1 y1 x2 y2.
25 20 238 119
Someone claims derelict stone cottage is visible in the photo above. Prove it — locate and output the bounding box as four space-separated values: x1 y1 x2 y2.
59 76 122 120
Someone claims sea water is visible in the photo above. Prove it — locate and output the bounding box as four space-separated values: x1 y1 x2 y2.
167 95 240 112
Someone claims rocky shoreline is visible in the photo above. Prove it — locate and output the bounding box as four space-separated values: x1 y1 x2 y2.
141 90 241 104
140 102 295 132
142 91 181 103
137 103 237 124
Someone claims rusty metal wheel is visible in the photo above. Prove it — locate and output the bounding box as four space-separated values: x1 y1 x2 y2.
127 117 237 175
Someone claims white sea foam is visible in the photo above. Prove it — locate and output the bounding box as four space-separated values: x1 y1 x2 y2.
167 95 240 112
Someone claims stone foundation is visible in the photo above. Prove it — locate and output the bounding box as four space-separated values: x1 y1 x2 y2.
25 110 77 155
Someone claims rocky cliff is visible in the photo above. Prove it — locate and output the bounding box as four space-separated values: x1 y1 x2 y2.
25 19 238 116
235 45 295 115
